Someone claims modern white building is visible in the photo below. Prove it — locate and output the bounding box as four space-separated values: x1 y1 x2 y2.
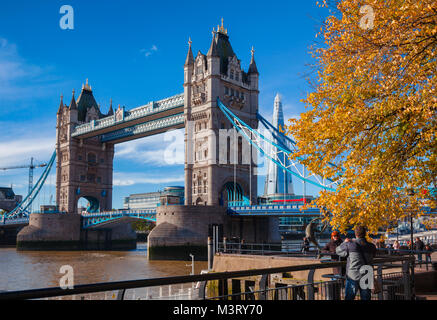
123 186 184 209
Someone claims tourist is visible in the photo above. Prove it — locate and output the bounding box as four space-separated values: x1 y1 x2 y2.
415 237 425 266
322 231 343 260
301 237 310 254
393 240 400 251
322 230 345 276
424 243 433 266
336 225 377 300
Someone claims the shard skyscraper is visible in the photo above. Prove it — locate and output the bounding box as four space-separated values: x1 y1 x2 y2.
264 94 294 196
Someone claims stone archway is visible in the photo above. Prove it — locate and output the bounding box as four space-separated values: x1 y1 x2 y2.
220 181 248 207
77 195 100 213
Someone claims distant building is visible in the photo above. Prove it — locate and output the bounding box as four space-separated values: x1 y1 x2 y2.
123 186 184 210
260 95 319 236
264 94 294 196
0 187 22 212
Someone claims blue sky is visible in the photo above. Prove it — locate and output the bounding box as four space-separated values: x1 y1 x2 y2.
0 0 330 209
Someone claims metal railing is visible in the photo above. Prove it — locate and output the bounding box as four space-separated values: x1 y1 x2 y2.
217 240 434 265
0 256 414 300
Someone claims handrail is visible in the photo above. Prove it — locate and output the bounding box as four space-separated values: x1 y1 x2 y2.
0 256 413 300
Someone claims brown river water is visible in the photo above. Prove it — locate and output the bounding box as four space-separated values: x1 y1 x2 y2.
0 243 207 293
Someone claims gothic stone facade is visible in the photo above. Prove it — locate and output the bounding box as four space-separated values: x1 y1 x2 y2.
183 24 260 207
56 82 114 214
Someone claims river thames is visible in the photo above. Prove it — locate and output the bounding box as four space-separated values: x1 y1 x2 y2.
0 243 207 292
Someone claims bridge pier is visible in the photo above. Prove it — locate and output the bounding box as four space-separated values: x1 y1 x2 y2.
148 205 281 261
16 213 82 250
148 205 227 261
16 213 137 250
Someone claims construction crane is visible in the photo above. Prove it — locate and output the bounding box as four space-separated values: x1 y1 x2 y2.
0 158 48 194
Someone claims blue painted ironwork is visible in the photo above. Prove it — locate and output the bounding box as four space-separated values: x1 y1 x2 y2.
217 98 340 191
81 209 157 228
3 151 56 223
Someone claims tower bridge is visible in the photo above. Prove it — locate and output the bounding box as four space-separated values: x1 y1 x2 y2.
3 21 433 258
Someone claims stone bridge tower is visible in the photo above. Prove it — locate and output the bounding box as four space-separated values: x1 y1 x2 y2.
183 21 259 207
56 81 114 214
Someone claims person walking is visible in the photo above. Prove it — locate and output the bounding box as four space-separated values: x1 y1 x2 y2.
336 225 377 300
393 240 400 252
415 237 425 266
424 243 433 266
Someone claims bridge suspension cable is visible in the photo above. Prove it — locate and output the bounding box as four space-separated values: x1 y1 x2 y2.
217 98 342 192
5 151 56 221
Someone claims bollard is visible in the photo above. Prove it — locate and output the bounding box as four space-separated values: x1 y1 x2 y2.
208 237 214 271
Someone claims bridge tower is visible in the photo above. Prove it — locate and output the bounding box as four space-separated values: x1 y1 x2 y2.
183 20 259 207
55 81 114 214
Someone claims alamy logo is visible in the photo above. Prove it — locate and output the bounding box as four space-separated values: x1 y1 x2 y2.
59 5 74 30
359 265 374 289
59 265 74 289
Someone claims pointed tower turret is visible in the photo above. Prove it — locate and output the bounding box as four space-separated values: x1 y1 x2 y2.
76 79 100 122
69 89 77 110
57 94 64 114
248 46 259 75
248 46 259 92
107 98 114 116
207 29 218 57
185 38 194 66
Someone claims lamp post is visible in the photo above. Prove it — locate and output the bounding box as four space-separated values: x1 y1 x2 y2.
407 188 416 300
407 188 415 256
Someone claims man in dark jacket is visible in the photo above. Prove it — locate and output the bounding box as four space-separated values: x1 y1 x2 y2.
336 225 377 300
415 237 425 266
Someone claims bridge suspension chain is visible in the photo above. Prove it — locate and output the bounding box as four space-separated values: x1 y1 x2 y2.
5 151 57 221
217 98 343 192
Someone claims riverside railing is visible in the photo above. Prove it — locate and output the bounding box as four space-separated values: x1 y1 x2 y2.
216 240 435 270
0 256 414 301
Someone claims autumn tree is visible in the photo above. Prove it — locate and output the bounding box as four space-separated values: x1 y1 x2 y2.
286 0 437 235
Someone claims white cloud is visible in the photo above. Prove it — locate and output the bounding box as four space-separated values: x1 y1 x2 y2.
113 171 184 186
0 137 55 168
140 44 158 58
115 129 184 166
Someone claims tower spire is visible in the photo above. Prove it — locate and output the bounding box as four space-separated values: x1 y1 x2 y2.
207 28 218 57
70 89 77 110
248 46 259 74
217 18 228 35
184 37 194 66
108 98 114 116
57 94 64 114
